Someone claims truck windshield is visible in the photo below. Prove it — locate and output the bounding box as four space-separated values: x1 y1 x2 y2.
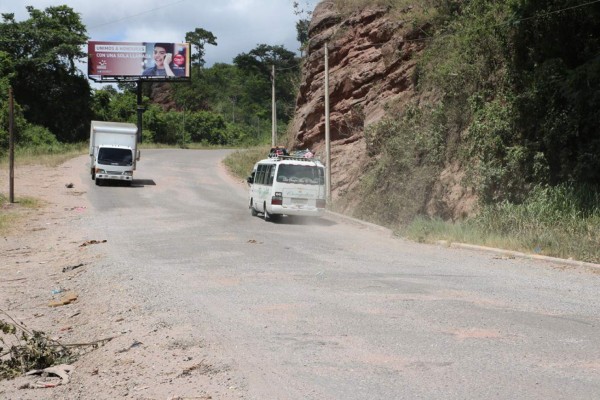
98 148 133 166
276 164 324 185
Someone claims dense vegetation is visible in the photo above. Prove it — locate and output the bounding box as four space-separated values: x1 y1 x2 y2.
0 5 303 154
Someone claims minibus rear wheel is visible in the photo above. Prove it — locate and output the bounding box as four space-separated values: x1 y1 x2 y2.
263 203 280 222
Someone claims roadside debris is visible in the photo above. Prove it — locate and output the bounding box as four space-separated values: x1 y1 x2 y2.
177 360 215 378
65 183 74 188
0 277 26 283
62 263 85 273
0 313 73 381
48 292 78 307
25 364 74 387
493 255 516 260
117 340 143 353
79 239 107 247
1 311 115 383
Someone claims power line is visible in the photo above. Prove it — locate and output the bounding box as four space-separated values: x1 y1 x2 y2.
307 0 600 47
517 0 600 23
400 0 600 44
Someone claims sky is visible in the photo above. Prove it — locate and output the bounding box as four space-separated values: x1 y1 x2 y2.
1 0 319 66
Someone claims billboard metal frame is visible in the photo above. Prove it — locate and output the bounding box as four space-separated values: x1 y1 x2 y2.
87 40 193 143
88 41 191 83
88 75 191 83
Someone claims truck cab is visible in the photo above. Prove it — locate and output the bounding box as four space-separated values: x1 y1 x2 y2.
89 121 140 186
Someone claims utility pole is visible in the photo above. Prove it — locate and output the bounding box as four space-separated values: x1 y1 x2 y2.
271 64 276 147
324 43 331 204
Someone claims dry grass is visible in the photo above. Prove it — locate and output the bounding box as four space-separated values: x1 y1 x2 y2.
0 193 40 235
222 145 270 180
402 185 600 264
0 144 87 168
331 0 439 22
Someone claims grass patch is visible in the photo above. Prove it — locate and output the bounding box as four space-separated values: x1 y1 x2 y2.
352 105 446 226
0 193 41 234
401 184 600 264
0 143 88 168
222 145 270 180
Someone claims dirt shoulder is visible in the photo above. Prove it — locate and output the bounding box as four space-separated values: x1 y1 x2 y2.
1 157 241 400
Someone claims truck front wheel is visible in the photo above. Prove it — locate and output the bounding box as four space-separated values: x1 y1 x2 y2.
91 168 95 180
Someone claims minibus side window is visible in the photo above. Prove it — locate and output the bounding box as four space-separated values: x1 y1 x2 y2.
261 165 268 185
267 165 275 185
256 164 266 185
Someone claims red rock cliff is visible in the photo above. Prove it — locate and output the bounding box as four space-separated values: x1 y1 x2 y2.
291 2 426 198
290 2 476 219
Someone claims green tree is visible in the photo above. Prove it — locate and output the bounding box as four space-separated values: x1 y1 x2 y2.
511 0 600 185
234 44 300 121
293 1 312 56
0 6 90 143
91 87 138 123
185 28 217 72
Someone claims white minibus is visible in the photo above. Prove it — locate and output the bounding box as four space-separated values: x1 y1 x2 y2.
247 156 326 221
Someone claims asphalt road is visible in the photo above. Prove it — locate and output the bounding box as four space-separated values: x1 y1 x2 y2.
83 149 600 400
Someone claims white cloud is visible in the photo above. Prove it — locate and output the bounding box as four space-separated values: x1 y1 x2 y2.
1 0 319 65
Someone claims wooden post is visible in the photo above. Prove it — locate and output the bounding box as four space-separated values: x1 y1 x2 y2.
9 86 15 203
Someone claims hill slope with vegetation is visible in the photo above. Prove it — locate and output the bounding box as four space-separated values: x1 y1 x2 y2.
289 0 599 262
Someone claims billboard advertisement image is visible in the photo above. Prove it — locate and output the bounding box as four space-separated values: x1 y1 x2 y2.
88 41 190 81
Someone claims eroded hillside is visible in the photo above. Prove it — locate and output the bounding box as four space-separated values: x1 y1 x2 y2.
290 2 475 220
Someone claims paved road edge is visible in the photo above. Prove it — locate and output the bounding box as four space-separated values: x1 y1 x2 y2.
325 210 600 271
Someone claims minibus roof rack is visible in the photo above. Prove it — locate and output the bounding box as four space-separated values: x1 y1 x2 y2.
269 155 322 163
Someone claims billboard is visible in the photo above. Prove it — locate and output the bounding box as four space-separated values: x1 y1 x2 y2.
88 41 190 81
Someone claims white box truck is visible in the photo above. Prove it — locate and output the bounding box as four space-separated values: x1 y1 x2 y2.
89 121 140 186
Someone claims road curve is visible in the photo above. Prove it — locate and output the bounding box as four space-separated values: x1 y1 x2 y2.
81 149 600 400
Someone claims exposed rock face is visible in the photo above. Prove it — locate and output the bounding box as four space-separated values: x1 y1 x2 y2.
291 2 476 219
149 82 177 111
291 3 426 203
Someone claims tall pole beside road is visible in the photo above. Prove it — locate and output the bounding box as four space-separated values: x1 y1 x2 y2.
136 82 144 144
271 64 276 147
8 87 15 203
324 43 331 204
